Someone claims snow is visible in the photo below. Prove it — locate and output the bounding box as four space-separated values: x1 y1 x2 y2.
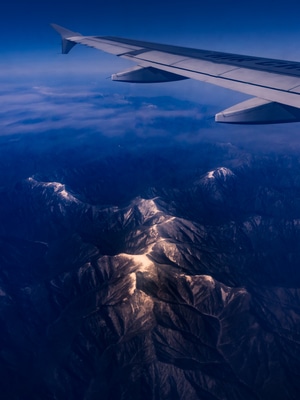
27 177 79 203
123 208 133 222
220 287 229 302
184 275 192 283
207 170 215 179
137 198 160 220
132 254 154 272
205 167 235 181
128 273 137 296
201 275 216 288
159 241 180 264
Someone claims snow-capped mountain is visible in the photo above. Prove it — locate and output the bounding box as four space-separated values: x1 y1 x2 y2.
1 142 300 399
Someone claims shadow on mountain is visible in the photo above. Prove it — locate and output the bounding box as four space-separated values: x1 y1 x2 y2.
1 133 300 399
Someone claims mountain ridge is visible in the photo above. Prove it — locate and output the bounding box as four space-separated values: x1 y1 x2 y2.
1 141 300 398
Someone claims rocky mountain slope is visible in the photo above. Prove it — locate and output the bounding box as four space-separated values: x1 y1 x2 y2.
1 140 300 399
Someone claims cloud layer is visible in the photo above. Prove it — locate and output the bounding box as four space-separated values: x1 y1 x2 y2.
1 75 300 154
0 79 208 137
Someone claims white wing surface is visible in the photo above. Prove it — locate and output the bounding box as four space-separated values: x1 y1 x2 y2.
51 23 300 124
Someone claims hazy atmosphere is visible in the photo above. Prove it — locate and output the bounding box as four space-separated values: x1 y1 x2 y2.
2 1 300 399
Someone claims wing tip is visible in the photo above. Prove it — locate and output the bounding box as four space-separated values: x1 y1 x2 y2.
51 23 81 54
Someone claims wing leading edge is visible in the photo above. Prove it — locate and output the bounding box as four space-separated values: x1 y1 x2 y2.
51 23 300 124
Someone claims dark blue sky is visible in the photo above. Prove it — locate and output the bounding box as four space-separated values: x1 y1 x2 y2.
2 0 300 150
3 0 300 54
2 0 300 75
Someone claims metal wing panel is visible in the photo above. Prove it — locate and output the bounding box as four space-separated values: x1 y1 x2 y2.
287 85 300 93
221 68 300 91
128 60 300 107
68 36 143 55
172 59 240 76
100 36 300 78
128 50 188 65
119 47 300 107
123 48 300 91
53 27 300 109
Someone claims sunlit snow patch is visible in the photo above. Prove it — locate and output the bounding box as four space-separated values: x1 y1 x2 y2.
205 167 235 181
27 177 80 203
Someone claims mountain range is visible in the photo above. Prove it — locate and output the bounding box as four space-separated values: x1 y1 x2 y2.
1 139 300 399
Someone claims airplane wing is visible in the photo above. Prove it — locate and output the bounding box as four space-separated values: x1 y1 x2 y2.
51 23 300 124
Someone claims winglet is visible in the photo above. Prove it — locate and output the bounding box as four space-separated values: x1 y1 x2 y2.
50 23 82 54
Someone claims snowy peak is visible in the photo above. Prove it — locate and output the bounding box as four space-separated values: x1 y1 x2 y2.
27 177 80 204
121 197 170 228
204 167 236 182
195 167 237 203
135 197 161 222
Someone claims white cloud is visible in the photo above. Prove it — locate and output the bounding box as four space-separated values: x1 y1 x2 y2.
0 82 208 137
1 79 300 153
